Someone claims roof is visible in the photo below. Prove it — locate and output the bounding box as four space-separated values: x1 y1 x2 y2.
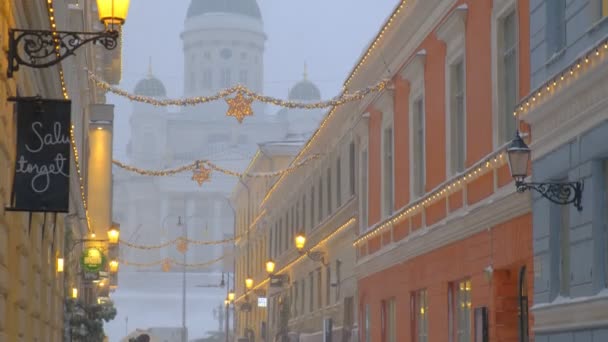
186 0 262 20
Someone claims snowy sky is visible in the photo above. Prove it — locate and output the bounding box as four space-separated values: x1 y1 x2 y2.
110 0 398 160
105 1 398 340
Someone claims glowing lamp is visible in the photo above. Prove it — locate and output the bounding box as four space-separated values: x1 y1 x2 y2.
109 260 119 273
228 290 235 302
245 277 254 290
96 0 130 27
71 288 78 299
57 257 64 273
295 233 306 251
266 260 276 274
107 226 120 244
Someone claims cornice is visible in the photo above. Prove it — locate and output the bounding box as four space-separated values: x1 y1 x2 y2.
533 293 608 333
355 186 530 279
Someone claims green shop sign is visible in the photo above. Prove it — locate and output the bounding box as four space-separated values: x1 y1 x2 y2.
81 247 106 272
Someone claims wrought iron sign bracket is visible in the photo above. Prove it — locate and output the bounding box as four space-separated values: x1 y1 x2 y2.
7 28 119 78
302 250 328 267
516 180 583 211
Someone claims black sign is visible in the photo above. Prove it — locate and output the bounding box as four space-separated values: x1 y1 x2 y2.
10 98 71 212
84 271 100 281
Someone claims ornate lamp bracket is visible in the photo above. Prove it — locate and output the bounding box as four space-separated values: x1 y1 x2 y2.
7 28 119 78
304 250 328 267
516 180 583 211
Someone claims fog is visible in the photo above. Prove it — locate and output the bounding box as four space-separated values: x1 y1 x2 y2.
106 1 398 341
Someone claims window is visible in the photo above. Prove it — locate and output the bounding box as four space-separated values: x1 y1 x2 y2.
310 186 315 230
382 298 396 342
412 289 428 342
546 0 566 55
500 11 517 143
349 142 356 196
239 70 248 85
279 218 283 253
335 259 342 304
309 272 314 312
202 69 213 89
326 266 331 306
300 279 305 315
361 148 369 231
364 304 371 342
383 127 394 216
451 279 472 342
336 157 342 207
318 178 323 222
302 195 307 232
220 68 231 88
294 281 299 316
327 168 333 214
317 268 322 309
269 228 274 259
412 99 426 197
449 61 466 174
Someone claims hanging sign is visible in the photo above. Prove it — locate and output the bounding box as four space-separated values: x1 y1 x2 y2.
81 247 106 272
8 98 71 212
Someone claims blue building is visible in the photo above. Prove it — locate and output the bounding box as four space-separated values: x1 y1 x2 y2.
523 1 608 340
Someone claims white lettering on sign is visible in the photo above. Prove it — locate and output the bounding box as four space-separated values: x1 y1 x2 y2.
15 121 69 193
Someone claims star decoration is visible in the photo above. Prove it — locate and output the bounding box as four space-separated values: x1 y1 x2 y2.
176 238 188 254
225 91 254 123
191 162 211 186
162 259 171 272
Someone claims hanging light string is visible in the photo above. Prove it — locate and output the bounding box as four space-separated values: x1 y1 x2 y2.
119 235 240 250
515 38 608 117
46 0 93 235
87 70 389 109
112 154 320 178
120 255 225 269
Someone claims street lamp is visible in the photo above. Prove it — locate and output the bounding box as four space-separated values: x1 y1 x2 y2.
108 226 120 244
265 260 276 275
294 231 327 266
507 131 583 211
57 257 64 273
109 260 119 273
7 0 130 77
71 287 78 299
228 290 235 302
245 277 254 290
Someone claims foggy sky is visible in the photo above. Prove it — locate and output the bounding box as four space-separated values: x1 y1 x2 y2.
111 0 398 160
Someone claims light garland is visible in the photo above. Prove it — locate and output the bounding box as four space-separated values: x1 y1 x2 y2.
353 148 509 247
47 0 93 236
120 255 225 269
226 91 253 123
515 38 608 117
191 161 211 186
235 217 356 303
112 154 320 181
87 71 389 110
119 235 240 250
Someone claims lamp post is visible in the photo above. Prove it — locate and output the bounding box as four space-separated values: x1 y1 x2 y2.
507 131 584 211
7 0 130 77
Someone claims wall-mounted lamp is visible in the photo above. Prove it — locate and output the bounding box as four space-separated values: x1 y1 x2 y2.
507 131 583 211
294 231 327 266
109 260 119 273
71 287 78 299
108 225 120 244
56 257 64 273
245 277 254 290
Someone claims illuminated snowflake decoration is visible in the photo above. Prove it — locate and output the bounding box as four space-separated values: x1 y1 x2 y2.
176 238 188 254
191 162 211 187
162 259 171 272
225 91 254 123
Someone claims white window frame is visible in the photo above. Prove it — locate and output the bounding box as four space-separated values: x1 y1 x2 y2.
491 0 519 148
378 92 395 218
360 141 369 232
401 51 426 200
437 6 468 176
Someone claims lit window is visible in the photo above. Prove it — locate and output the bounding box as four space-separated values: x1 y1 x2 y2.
412 289 428 342
450 279 472 342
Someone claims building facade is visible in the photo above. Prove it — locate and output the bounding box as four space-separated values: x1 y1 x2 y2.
0 0 120 341
352 1 534 341
522 1 608 340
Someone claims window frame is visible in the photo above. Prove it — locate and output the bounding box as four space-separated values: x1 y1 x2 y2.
491 0 519 147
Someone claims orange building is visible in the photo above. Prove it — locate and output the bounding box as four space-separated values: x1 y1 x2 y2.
353 1 533 341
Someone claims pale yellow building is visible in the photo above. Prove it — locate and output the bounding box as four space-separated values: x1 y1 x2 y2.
0 0 123 340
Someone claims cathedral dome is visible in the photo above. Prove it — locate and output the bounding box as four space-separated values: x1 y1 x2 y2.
288 65 321 101
134 64 166 98
186 0 262 20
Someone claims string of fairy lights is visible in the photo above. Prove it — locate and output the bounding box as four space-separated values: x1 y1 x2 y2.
87 70 390 110
120 255 226 270
514 38 608 118
118 235 239 250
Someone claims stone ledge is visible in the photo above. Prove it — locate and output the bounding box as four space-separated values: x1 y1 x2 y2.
533 292 608 333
